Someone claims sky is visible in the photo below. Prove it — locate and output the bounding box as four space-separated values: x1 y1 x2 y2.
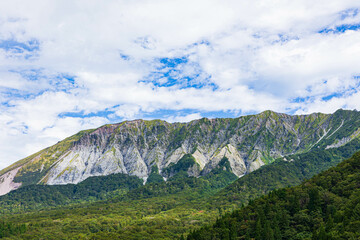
1 0 360 169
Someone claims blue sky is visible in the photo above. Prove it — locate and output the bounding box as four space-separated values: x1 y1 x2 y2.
1 0 360 169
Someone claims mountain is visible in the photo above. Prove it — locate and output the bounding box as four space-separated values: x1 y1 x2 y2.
1 109 360 196
1 109 360 239
1 129 359 239
0 154 237 213
186 150 360 240
208 135 360 209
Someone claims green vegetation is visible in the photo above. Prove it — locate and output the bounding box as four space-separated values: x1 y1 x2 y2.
210 138 360 209
187 150 360 240
5 109 360 194
1 138 359 239
0 173 143 213
146 165 165 184
163 154 199 179
0 158 238 239
121 157 237 202
0 221 26 238
2 109 360 239
201 158 238 189
168 125 187 151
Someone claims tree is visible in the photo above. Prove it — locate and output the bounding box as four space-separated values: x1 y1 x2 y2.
264 220 274 240
255 218 263 240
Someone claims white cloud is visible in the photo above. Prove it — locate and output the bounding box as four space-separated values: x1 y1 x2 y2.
1 0 360 168
164 113 203 123
294 90 360 115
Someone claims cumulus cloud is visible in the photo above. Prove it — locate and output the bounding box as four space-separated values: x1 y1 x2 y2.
1 0 360 168
164 113 203 123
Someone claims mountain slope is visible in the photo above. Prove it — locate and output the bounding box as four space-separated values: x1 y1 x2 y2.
0 173 143 213
1 136 360 239
0 155 236 213
186 150 360 240
0 158 239 239
1 109 360 195
209 137 360 209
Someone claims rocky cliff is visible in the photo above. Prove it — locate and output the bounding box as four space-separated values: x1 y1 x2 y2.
1 109 360 195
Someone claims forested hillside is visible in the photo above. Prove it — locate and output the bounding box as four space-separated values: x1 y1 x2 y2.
1 138 360 239
209 138 360 209
187 151 360 239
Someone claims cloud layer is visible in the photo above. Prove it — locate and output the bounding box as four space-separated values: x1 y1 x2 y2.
1 0 360 168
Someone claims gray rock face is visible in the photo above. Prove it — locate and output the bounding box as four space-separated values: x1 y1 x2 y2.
1 109 360 193
325 127 360 149
0 167 22 195
200 144 246 177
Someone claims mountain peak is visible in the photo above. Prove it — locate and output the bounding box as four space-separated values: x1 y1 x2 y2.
1 109 360 196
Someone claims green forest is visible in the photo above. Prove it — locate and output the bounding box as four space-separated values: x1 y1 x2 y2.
1 140 360 239
187 150 360 239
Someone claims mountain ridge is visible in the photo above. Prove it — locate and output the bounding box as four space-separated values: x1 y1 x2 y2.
1 109 360 196
1 135 359 239
186 147 360 239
